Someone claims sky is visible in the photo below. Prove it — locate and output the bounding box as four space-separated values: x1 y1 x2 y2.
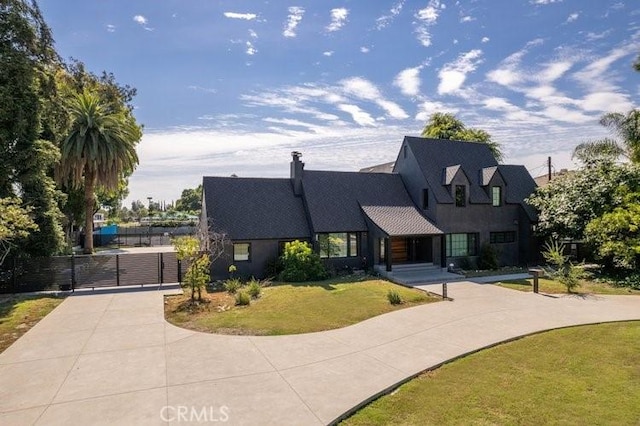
39 0 640 207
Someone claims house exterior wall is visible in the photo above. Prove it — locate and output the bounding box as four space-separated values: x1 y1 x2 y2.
393 140 438 221
210 239 283 281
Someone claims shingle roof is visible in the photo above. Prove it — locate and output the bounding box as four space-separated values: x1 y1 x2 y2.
497 165 539 221
302 170 418 233
361 205 443 236
359 161 395 174
202 177 310 240
402 137 497 204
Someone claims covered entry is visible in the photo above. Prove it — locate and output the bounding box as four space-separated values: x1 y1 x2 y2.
391 236 433 264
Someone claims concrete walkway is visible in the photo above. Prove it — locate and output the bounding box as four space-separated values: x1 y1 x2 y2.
0 282 639 425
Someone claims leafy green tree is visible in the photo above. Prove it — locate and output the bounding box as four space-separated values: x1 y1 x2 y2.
421 112 503 162
0 198 38 265
279 240 328 282
57 91 141 253
573 110 640 164
0 0 66 257
175 185 202 212
173 235 210 302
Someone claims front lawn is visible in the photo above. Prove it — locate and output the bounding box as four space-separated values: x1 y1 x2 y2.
497 277 640 295
165 277 438 335
342 321 640 425
0 294 65 353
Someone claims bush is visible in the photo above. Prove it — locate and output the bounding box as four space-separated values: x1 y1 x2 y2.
459 257 473 270
223 278 242 294
477 244 499 270
235 290 251 306
278 240 328 282
247 278 262 299
387 290 403 305
543 240 584 293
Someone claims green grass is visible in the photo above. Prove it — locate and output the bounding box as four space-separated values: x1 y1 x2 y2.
165 277 438 335
342 321 640 425
497 277 640 295
0 294 65 353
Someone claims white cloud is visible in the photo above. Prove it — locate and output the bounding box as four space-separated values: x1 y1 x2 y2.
585 30 611 41
323 51 334 57
340 77 409 119
437 49 483 95
106 24 116 33
565 12 579 23
360 46 370 53
188 85 217 94
133 15 147 25
376 0 405 30
538 61 573 82
283 6 304 38
414 0 443 47
579 91 632 113
481 37 490 43
486 39 543 87
248 29 258 39
338 104 376 126
224 12 257 20
530 0 563 4
394 66 422 96
460 16 474 23
415 100 458 122
327 8 349 32
246 41 257 55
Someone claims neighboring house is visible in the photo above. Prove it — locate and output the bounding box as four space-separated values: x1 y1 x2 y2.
93 212 106 228
201 137 538 280
533 168 572 186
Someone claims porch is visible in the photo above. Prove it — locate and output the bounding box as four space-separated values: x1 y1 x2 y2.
374 262 463 285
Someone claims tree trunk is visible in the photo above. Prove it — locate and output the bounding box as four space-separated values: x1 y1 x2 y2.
83 170 95 254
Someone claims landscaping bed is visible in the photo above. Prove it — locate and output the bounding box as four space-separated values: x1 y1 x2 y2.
164 277 438 335
497 277 640 295
342 321 640 425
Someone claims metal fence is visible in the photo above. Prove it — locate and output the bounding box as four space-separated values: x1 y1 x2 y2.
0 252 182 294
93 226 197 248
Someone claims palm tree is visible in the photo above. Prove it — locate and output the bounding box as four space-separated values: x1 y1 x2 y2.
57 91 141 253
573 110 640 164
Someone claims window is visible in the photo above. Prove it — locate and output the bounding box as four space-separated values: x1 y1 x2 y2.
422 188 429 210
492 186 502 207
446 233 478 257
490 231 516 244
233 243 251 261
379 238 386 262
455 185 466 207
318 233 358 258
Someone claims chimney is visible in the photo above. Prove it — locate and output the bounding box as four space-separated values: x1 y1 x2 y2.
290 151 304 196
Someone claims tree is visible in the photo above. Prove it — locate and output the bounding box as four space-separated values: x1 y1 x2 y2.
0 198 38 266
172 235 210 302
57 91 141 253
279 240 328 282
421 112 504 161
573 110 640 164
175 185 202 212
0 0 67 257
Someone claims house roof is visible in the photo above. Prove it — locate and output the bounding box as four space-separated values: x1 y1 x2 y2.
302 170 419 233
359 161 395 174
202 177 310 240
361 205 443 236
497 165 538 221
402 137 498 204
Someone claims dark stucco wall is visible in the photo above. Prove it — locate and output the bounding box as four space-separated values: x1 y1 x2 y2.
210 239 282 281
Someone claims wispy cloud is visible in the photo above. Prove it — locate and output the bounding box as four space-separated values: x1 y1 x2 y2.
460 16 475 23
133 15 153 31
283 6 304 38
340 77 409 119
376 0 405 30
394 66 422 97
481 37 490 43
245 41 257 55
224 12 257 20
565 12 579 23
530 0 563 4
338 104 376 126
326 8 349 32
360 46 370 53
188 85 217 94
106 24 116 33
323 51 334 57
414 0 443 47
248 29 258 39
438 49 483 95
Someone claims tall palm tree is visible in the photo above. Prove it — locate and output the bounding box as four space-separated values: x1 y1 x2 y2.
57 91 141 253
573 110 640 164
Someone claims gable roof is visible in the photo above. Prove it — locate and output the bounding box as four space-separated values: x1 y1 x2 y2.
202 177 310 240
496 165 539 221
361 205 443 236
401 137 498 204
302 170 419 233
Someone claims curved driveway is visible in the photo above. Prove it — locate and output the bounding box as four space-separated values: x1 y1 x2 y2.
0 282 638 425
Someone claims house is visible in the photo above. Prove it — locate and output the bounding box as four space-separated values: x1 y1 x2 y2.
201 137 538 280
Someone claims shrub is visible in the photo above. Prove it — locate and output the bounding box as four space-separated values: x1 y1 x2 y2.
543 240 584 293
278 240 328 282
459 257 473 270
235 290 250 306
247 278 262 299
223 278 242 294
387 289 403 305
477 243 499 270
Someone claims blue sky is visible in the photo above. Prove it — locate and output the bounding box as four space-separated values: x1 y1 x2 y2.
39 0 640 206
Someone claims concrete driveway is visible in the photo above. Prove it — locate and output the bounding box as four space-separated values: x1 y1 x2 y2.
0 282 638 425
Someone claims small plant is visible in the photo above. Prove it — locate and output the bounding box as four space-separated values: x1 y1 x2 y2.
235 290 251 306
247 278 262 299
223 278 242 294
387 289 403 305
542 240 584 293
228 264 237 278
477 243 499 270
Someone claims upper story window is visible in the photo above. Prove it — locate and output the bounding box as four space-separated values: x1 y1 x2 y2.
492 186 502 207
455 185 466 207
422 188 429 210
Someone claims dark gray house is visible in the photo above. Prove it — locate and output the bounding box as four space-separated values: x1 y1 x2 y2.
201 137 538 280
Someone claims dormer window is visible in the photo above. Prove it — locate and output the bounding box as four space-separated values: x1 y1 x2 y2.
492 186 502 207
455 185 466 207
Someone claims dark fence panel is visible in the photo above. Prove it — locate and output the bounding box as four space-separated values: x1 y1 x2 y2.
118 253 160 286
162 252 180 283
0 257 72 293
74 255 118 289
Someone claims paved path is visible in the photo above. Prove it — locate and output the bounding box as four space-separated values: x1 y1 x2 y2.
0 282 639 425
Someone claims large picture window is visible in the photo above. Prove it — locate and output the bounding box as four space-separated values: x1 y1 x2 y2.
318 233 358 258
446 233 478 257
233 243 251 261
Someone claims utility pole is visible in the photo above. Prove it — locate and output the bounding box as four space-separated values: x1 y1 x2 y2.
547 156 552 181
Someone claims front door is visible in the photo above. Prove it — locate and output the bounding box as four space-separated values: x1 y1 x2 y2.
391 237 433 264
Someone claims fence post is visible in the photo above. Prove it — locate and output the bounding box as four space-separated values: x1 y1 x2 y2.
116 255 120 286
160 253 164 284
177 259 182 283
71 254 76 292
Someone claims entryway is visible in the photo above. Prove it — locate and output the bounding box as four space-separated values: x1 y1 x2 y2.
391 236 433 264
